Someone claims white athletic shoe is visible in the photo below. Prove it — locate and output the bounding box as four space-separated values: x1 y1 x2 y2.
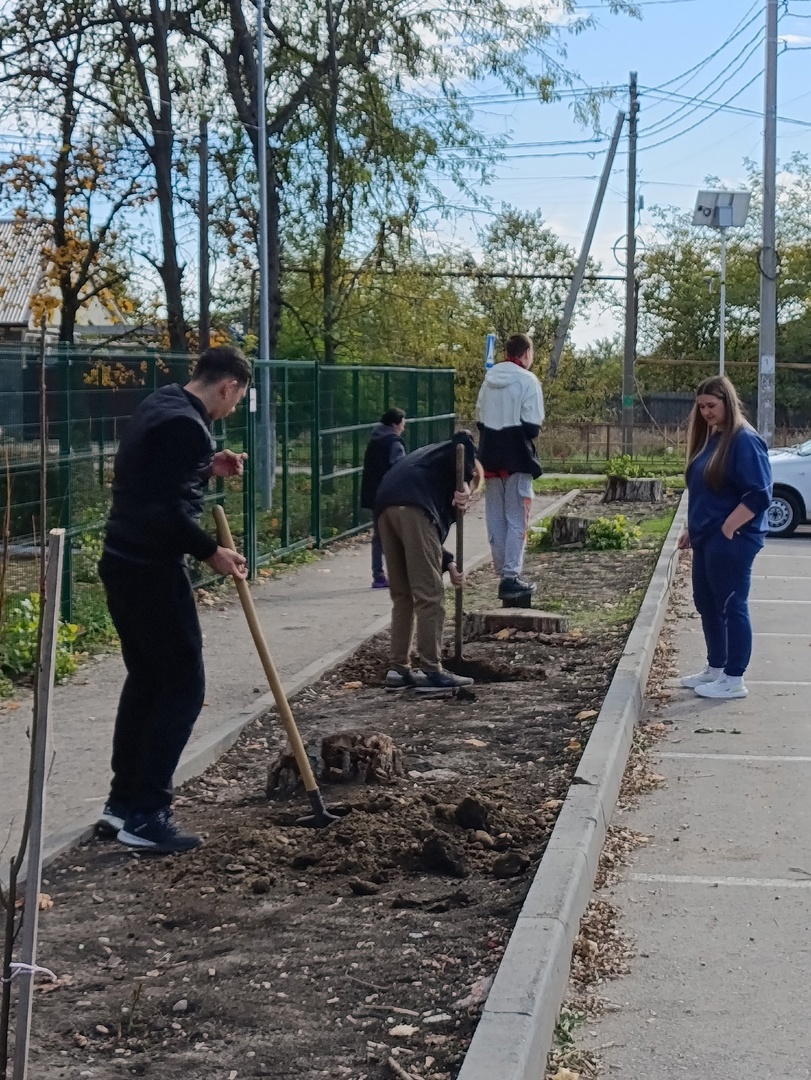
694 675 748 700
680 666 725 689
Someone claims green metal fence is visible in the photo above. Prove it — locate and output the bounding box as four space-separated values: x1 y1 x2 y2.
0 348 455 622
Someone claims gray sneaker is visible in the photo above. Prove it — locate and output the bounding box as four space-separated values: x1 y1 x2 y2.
416 669 474 694
385 668 428 691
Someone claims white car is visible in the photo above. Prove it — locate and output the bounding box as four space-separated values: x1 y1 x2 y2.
767 439 811 536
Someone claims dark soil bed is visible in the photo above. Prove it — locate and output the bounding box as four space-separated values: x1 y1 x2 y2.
21 519 670 1080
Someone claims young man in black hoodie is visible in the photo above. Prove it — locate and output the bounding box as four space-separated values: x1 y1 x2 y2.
375 431 479 693
360 407 407 588
97 345 251 853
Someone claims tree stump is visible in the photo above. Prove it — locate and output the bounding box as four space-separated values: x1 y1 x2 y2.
267 730 402 799
550 514 592 547
602 477 663 504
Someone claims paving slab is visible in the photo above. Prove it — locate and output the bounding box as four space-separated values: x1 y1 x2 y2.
581 533 811 1079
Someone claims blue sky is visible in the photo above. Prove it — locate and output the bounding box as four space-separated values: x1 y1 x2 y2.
439 0 811 346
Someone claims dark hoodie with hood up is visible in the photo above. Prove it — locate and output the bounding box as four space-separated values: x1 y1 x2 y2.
360 422 406 509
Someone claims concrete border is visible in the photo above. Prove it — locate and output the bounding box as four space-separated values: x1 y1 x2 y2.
8 488 582 885
457 492 688 1080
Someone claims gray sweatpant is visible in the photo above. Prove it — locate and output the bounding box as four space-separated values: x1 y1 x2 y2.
485 473 533 579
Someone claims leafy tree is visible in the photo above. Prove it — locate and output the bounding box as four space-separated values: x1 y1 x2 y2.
472 206 606 363
0 0 146 343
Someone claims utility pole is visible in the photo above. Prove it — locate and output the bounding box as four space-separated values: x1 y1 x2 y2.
621 72 639 457
757 0 778 445
198 115 210 354
548 109 626 379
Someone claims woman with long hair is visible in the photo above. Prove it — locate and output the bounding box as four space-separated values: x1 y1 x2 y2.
677 375 772 700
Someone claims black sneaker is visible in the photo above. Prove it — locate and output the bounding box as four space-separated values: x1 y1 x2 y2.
385 668 428 691
117 809 202 854
498 576 536 599
96 800 127 838
416 669 474 694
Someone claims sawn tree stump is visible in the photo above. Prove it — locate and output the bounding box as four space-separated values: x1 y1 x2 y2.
602 477 663 503
550 514 592 547
267 730 402 799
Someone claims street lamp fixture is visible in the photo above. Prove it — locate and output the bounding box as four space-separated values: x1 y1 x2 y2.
692 189 751 376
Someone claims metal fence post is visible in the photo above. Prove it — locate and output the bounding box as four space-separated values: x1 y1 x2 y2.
352 367 360 530
244 385 257 578
311 361 322 547
282 364 290 548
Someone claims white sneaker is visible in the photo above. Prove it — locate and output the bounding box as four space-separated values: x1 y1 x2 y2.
694 675 748 700
680 666 725 689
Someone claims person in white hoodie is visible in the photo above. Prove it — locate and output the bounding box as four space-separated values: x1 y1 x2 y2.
475 333 545 599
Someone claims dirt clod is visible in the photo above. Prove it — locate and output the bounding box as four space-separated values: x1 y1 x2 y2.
455 796 490 832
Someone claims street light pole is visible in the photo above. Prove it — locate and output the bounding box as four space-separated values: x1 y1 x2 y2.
256 0 273 505
757 0 778 445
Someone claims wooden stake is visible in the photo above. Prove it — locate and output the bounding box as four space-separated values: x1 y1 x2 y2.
454 443 465 663
12 529 65 1080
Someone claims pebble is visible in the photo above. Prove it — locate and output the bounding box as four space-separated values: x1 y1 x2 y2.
172 999 188 1014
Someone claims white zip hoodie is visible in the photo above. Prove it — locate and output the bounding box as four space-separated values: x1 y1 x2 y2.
476 361 545 477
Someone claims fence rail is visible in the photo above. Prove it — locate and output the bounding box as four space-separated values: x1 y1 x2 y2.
0 349 455 621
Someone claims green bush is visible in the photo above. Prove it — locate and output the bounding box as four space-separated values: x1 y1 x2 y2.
0 594 82 684
586 515 641 551
527 517 553 551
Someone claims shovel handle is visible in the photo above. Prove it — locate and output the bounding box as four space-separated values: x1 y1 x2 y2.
212 505 320 794
454 444 465 660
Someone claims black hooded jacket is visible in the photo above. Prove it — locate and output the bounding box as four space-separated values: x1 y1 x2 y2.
360 423 406 509
104 384 218 564
375 432 476 569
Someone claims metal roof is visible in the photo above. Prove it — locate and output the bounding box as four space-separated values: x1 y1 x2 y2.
0 218 47 327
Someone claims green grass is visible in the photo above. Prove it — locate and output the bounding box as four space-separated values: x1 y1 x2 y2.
533 475 604 495
638 508 677 543
534 473 686 495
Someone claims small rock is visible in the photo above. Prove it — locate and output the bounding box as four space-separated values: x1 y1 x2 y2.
422 836 467 879
455 797 489 832
348 878 380 896
251 877 270 895
492 851 531 879
95 1024 109 1036
172 999 189 1014
472 830 494 848
423 1012 452 1024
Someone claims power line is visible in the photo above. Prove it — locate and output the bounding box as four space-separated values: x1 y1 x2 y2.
640 28 766 139
639 69 763 153
645 1 763 94
641 86 811 127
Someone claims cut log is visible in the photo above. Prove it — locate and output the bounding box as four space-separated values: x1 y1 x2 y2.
464 609 570 636
267 730 402 799
550 514 592 547
602 477 663 503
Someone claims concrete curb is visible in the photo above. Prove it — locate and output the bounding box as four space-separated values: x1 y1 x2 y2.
8 488 581 887
457 492 688 1080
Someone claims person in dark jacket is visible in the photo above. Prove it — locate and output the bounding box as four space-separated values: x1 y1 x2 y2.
375 431 481 693
476 333 545 599
97 345 252 853
677 375 772 701
360 407 407 588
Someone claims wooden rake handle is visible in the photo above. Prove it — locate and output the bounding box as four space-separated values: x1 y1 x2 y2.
212 505 320 794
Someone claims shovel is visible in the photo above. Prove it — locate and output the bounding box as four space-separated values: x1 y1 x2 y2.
213 505 346 828
454 442 465 663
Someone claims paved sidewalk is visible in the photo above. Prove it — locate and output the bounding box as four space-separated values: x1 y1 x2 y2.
0 497 558 864
584 532 811 1079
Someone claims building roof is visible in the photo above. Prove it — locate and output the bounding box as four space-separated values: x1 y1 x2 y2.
0 218 47 327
